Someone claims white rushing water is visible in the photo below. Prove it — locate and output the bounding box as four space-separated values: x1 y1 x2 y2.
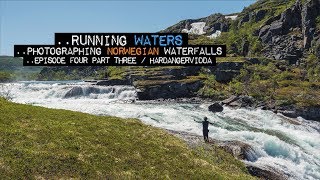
1 81 320 179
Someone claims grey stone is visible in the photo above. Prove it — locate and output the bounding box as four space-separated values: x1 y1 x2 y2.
208 102 224 112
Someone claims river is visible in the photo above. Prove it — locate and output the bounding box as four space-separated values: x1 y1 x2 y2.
1 81 320 179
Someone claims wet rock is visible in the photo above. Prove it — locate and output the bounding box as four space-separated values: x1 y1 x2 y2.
218 141 254 160
277 110 299 118
247 165 289 180
167 129 289 180
223 95 255 108
208 102 223 113
64 86 106 98
296 106 320 121
221 140 290 179
64 87 83 98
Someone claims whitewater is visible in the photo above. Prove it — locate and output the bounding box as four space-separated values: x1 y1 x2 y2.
1 81 320 179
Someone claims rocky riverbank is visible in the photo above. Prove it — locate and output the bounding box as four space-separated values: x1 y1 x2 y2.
220 95 320 121
135 95 320 121
166 130 289 180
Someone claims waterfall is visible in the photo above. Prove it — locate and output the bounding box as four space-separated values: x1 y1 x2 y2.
2 81 320 179
1 81 137 103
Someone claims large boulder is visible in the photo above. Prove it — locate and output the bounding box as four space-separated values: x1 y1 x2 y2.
64 87 83 98
218 141 254 160
300 106 320 121
208 102 223 112
247 165 289 180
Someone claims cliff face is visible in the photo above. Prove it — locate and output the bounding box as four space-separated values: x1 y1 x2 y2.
163 0 320 64
257 0 320 63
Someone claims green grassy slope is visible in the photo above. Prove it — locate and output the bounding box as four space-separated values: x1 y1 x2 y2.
0 98 254 179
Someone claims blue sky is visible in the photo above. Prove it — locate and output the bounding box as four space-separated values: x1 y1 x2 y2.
0 0 255 55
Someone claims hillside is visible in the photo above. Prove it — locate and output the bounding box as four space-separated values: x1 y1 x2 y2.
163 0 320 62
0 98 254 179
17 0 320 119
0 56 43 81
104 0 320 120
0 56 106 81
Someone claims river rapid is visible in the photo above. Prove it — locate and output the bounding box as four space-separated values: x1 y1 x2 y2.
1 81 320 179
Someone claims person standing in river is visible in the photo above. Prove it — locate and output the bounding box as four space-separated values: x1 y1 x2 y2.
194 117 211 142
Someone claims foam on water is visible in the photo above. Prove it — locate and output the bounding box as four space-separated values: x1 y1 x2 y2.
2 81 320 179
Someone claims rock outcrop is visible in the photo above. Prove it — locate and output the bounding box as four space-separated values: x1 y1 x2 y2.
276 105 320 121
137 80 203 100
208 102 223 112
222 95 320 121
96 79 131 86
246 165 289 180
257 0 320 63
209 62 244 83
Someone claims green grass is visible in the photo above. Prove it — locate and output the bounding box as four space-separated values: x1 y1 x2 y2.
0 99 253 179
217 57 246 63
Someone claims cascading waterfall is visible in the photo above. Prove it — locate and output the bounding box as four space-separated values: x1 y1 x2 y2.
1 81 137 103
1 81 320 179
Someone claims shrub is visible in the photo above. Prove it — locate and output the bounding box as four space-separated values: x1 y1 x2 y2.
0 71 14 82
